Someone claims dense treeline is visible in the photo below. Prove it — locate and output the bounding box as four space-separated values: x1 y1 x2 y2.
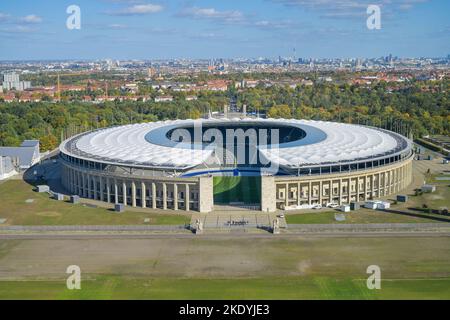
241 81 449 137
0 81 448 151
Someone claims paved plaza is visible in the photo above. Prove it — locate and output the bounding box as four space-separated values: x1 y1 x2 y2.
191 211 287 231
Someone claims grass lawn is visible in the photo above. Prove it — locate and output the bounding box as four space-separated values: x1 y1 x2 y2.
213 176 261 204
285 209 450 224
0 180 190 226
1 276 449 299
0 236 449 299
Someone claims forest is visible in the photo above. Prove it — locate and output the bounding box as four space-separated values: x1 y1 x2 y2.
0 80 448 151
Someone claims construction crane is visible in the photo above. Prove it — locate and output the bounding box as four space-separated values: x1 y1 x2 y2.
46 72 91 101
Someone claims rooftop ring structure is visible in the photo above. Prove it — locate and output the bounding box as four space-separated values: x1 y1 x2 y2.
59 118 414 212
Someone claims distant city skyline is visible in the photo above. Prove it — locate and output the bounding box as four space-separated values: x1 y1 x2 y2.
0 0 449 60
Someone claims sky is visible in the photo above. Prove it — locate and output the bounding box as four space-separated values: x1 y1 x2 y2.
0 0 449 60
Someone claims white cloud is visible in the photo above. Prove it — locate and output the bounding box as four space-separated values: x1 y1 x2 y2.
271 0 430 19
254 19 297 29
20 14 43 24
108 23 128 29
178 7 244 23
0 25 35 33
110 3 163 15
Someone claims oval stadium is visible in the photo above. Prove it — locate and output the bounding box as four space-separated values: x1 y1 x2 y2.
59 117 413 212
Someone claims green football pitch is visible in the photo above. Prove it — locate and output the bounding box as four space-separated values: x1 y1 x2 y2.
213 176 261 204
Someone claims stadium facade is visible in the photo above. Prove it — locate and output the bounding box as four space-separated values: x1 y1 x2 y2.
59 118 413 212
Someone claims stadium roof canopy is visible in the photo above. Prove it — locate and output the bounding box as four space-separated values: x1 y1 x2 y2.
60 119 411 170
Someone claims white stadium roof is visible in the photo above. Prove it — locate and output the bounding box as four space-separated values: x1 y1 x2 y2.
60 118 410 169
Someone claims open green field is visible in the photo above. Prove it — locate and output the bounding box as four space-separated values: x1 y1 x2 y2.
286 208 450 224
213 176 261 204
0 180 190 226
1 276 449 300
418 173 450 209
0 237 449 299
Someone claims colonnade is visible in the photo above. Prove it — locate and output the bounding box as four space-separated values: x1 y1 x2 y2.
61 165 201 211
274 159 413 209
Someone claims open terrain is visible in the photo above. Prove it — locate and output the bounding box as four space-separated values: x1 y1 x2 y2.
0 236 449 299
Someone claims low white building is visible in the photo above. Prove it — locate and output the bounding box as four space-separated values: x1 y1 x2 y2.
364 200 390 210
0 140 40 170
0 156 17 180
155 95 173 102
421 184 436 193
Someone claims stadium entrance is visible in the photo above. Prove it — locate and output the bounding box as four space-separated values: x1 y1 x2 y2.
213 175 261 210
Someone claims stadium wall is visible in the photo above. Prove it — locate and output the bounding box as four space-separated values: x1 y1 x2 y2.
61 153 412 213
60 162 214 212
268 156 413 211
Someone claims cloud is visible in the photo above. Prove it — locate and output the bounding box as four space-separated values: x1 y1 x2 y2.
178 7 245 23
0 12 11 23
108 23 128 29
253 19 299 30
108 3 163 15
0 25 36 34
271 0 430 19
20 15 43 24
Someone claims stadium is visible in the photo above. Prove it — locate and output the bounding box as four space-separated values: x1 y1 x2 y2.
59 117 414 212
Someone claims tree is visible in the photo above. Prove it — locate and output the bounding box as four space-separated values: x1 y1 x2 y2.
40 133 58 151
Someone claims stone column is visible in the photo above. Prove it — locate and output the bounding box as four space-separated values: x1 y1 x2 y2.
162 183 167 210
378 173 381 198
96 176 100 200
329 180 333 203
106 178 111 203
91 175 95 199
173 184 178 210
76 171 80 195
338 179 342 205
185 184 190 211
131 181 136 207
261 176 276 212
363 176 367 201
68 168 72 193
371 175 375 199
82 173 86 197
73 169 76 193
319 181 323 205
285 183 289 207
389 170 392 195
385 171 389 196
98 176 103 201
87 174 91 199
152 182 157 209
141 182 146 208
122 181 127 206
356 177 360 202
297 182 301 206
199 176 213 213
114 179 118 204
348 178 351 201
308 181 312 205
